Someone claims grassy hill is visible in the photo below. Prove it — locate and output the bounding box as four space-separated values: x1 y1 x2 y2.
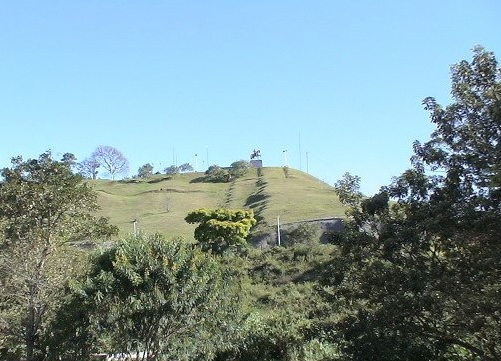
91 167 346 240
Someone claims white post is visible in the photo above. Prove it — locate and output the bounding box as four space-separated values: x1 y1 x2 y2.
283 150 288 167
277 215 281 246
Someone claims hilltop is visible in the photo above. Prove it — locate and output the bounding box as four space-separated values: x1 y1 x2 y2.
91 167 346 240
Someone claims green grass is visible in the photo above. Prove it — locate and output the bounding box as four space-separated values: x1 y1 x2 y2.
90 167 346 240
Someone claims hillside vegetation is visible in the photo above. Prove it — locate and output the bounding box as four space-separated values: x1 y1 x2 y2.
91 167 346 239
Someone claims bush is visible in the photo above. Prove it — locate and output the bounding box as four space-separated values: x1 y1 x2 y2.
281 223 320 247
205 165 229 182
230 160 250 178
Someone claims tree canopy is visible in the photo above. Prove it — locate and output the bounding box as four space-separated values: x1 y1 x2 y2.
230 160 250 178
327 46 501 361
178 163 194 173
137 163 154 178
185 208 256 255
164 165 180 175
334 172 363 208
46 234 241 361
0 151 118 361
204 164 229 182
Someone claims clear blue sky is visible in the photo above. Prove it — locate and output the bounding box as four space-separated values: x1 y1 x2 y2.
1 1 500 195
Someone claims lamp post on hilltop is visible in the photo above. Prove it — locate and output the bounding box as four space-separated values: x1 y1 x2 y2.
306 151 309 173
283 150 288 167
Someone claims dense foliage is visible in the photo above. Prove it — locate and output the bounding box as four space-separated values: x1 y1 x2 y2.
215 243 339 361
204 164 230 182
0 152 117 361
204 161 250 182
185 208 257 255
137 163 154 178
46 234 241 361
328 46 501 360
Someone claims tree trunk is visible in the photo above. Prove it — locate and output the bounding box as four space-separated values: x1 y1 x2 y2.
26 302 35 361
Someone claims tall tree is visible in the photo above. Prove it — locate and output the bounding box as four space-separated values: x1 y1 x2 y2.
164 165 179 175
185 208 256 255
91 145 129 180
77 157 100 179
0 151 118 361
60 152 77 169
328 47 501 360
204 165 228 182
46 234 241 361
178 163 194 173
137 163 154 178
230 160 250 178
334 172 363 208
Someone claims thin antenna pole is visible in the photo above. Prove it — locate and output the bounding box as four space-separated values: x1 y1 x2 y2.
306 151 309 173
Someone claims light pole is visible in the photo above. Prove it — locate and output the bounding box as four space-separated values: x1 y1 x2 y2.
306 151 309 173
283 150 288 167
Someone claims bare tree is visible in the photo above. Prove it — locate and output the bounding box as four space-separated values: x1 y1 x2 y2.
91 145 129 180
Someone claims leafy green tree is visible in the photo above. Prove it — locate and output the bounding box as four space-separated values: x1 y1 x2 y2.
328 47 501 360
137 163 154 178
0 151 118 361
91 145 129 180
230 160 250 178
185 208 256 255
281 223 319 247
204 165 229 182
333 172 363 208
60 152 77 169
179 163 194 173
46 234 241 361
164 164 180 175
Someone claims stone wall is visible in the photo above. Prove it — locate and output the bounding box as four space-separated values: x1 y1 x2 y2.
251 217 344 248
